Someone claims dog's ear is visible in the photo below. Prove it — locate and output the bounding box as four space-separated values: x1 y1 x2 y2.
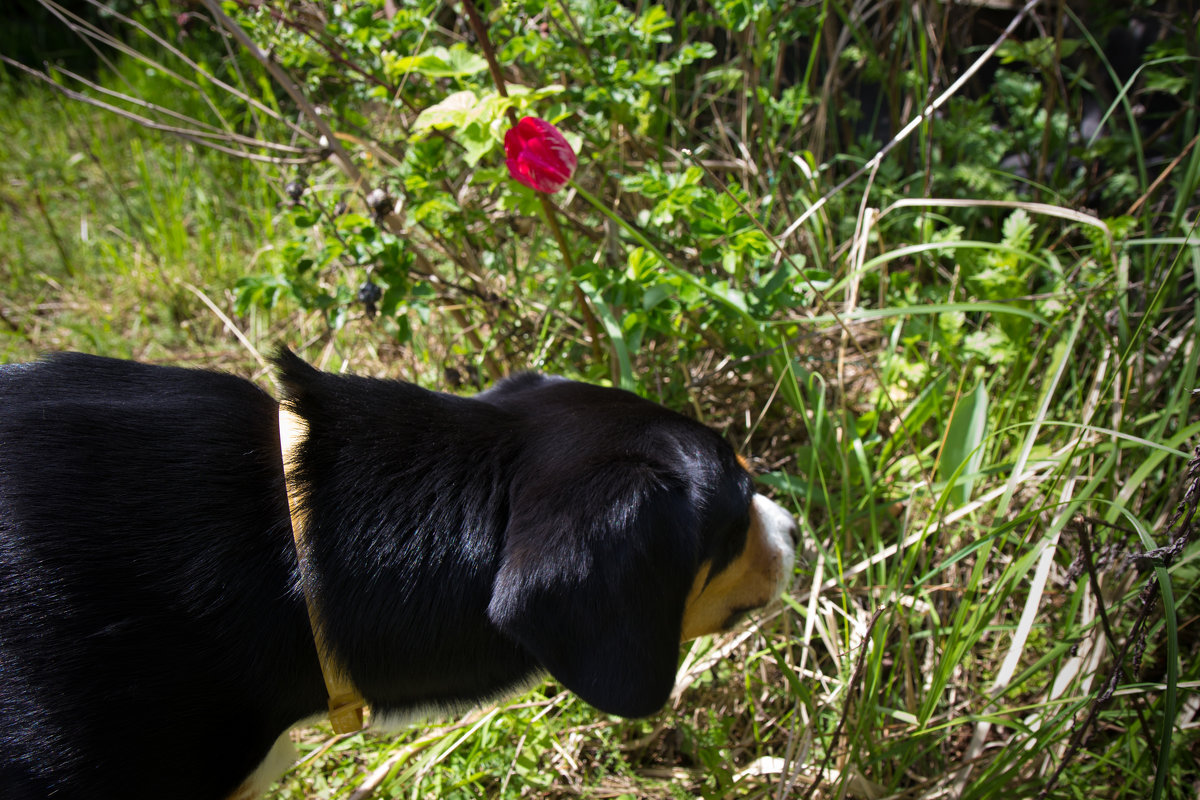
272 347 322 403
487 465 698 717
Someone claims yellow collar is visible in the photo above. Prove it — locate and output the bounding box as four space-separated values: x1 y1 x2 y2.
278 406 366 735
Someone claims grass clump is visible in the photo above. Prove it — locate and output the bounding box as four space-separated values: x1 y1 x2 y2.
3 0 1200 798
0 57 282 363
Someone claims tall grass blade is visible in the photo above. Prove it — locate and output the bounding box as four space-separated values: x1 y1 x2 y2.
940 380 989 509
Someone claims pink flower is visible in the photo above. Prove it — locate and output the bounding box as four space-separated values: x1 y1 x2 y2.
504 117 577 194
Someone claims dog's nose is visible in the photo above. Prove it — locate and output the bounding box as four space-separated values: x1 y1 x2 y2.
775 511 798 548
783 513 799 547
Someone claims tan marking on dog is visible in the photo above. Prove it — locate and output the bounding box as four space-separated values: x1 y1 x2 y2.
681 494 796 640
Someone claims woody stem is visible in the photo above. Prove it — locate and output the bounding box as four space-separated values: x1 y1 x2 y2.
458 0 607 372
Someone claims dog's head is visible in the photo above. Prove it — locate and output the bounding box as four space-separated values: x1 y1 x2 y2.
478 374 797 717
277 355 796 719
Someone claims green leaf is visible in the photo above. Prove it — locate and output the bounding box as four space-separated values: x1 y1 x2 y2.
580 281 635 391
412 90 478 132
1143 68 1189 96
334 213 373 232
634 5 674 42
627 246 662 280
458 121 499 166
940 380 989 508
384 45 487 79
642 285 671 310
999 208 1035 251
234 274 290 313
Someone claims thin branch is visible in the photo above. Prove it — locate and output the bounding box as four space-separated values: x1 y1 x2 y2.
799 603 888 800
1037 443 1200 797
50 64 314 155
64 0 317 142
0 57 325 166
198 0 365 187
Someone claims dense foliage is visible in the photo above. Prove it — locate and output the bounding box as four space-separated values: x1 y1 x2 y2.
2 0 1199 797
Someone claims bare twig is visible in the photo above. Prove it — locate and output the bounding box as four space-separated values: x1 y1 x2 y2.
197 0 363 186
0 57 323 165
43 0 314 141
1036 443 1200 797
50 64 312 154
181 283 268 369
799 603 888 800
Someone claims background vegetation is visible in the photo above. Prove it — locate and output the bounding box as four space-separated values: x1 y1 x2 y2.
2 0 1199 797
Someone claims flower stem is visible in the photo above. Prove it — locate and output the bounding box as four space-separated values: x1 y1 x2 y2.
568 181 677 271
458 0 518 127
537 193 605 370
569 180 757 324
458 0 605 370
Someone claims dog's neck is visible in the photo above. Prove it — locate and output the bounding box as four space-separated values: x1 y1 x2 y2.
272 368 541 719
278 405 366 734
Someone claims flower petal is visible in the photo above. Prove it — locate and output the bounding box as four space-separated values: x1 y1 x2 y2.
504 116 577 194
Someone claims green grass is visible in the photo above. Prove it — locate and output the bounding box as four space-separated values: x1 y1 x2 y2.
0 70 282 365
3 0 1200 798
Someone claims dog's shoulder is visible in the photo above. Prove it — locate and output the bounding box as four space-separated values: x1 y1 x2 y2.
475 371 564 400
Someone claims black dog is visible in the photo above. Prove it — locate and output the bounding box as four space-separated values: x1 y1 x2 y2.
0 351 796 800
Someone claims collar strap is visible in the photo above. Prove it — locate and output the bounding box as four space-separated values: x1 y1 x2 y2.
278 406 367 735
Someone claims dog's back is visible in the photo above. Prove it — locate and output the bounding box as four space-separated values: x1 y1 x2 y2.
0 355 312 799
0 353 797 800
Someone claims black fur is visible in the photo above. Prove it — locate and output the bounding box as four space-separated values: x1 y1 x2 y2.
0 351 754 800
